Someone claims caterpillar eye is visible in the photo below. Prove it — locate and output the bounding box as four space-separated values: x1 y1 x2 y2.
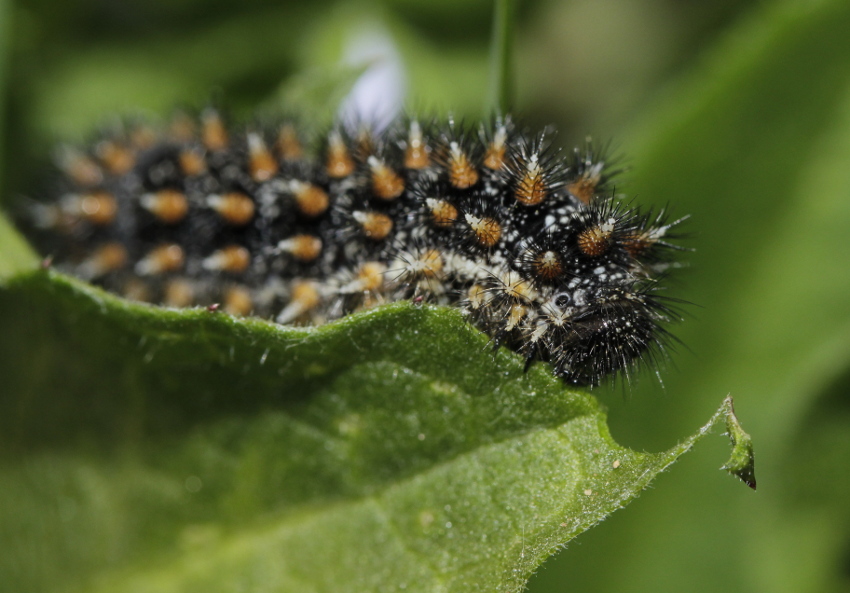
553 292 571 309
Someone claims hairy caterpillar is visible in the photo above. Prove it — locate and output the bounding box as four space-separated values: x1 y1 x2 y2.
23 109 685 386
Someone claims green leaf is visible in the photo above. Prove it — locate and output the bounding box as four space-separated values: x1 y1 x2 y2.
0 268 752 593
0 0 44 279
0 215 39 279
0 0 39 279
528 0 850 591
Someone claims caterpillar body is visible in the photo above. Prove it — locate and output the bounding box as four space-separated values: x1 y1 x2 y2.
24 110 685 386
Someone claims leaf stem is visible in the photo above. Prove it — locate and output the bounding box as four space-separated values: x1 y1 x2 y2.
487 0 516 114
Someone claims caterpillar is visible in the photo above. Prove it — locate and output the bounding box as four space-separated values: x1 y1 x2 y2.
22 109 685 386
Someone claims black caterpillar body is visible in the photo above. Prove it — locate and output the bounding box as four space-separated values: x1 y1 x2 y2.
25 110 685 386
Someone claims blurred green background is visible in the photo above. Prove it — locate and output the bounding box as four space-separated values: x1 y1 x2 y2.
2 0 850 592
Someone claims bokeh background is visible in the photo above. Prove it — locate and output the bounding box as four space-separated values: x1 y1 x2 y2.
2 0 849 591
